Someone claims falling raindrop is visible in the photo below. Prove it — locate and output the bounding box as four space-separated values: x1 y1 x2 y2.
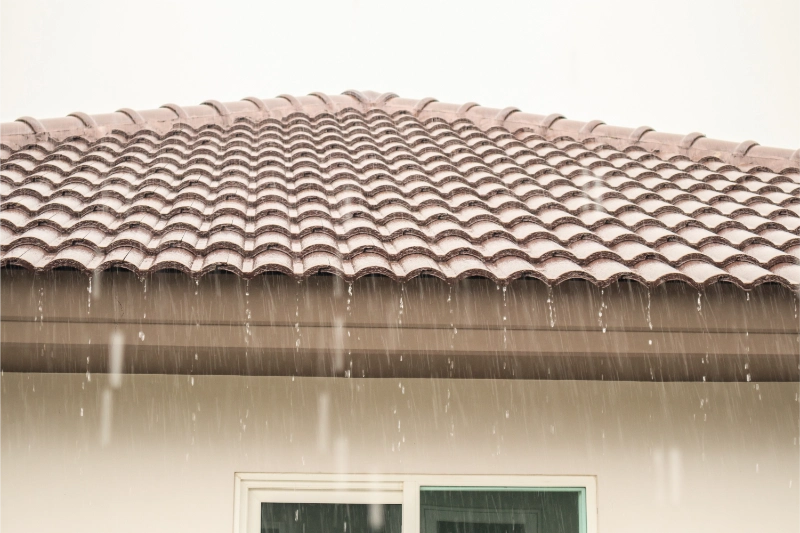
108 331 124 389
244 307 252 343
646 288 653 330
368 504 385 531
100 389 113 447
505 410 510 419
598 288 607 333
138 331 145 341
696 292 702 312
80 408 84 417
194 278 199 296
398 288 404 325
546 285 556 328
87 277 92 313
295 282 302 351
502 285 508 348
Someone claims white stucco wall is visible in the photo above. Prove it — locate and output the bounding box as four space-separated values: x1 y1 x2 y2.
2 373 798 532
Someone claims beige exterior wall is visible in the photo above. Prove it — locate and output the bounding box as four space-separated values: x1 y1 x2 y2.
2 372 798 532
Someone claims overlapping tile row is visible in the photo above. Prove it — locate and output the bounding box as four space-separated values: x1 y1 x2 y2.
2 108 799 288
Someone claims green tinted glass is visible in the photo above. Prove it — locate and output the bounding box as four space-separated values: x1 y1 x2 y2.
420 488 584 533
261 502 402 533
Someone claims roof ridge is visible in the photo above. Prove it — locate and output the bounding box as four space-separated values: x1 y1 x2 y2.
2 90 798 173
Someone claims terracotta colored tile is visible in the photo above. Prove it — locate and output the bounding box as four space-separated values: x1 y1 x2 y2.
657 241 703 263
770 263 800 284
676 260 728 284
742 244 796 266
723 261 777 285
699 243 748 264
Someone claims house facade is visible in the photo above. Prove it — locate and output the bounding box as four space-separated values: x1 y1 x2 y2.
1 91 798 532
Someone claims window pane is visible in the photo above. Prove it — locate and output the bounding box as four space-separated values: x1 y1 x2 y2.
420 489 582 533
261 502 402 533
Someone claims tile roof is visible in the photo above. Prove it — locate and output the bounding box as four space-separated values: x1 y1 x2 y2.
2 90 799 289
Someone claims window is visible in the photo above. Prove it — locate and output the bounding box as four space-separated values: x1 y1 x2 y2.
261 502 402 533
420 488 585 533
235 474 595 533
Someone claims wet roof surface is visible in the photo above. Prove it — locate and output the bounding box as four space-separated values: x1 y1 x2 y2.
2 91 799 288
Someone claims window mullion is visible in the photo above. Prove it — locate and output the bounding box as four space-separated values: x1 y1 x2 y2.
401 479 420 533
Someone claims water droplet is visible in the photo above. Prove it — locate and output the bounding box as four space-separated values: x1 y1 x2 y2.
648 339 652 345
547 285 556 328
138 331 145 341
398 290 404 325
108 331 125 389
697 292 702 312
597 288 609 332
505 410 509 418
746 373 751 382
80 408 84 417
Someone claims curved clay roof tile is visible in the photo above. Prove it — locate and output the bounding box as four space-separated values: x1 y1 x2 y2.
67 112 98 128
201 100 231 117
16 116 47 133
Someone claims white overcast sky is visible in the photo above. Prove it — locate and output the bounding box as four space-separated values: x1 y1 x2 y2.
1 0 798 148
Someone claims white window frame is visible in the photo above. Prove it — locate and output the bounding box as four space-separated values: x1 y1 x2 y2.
234 473 597 533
